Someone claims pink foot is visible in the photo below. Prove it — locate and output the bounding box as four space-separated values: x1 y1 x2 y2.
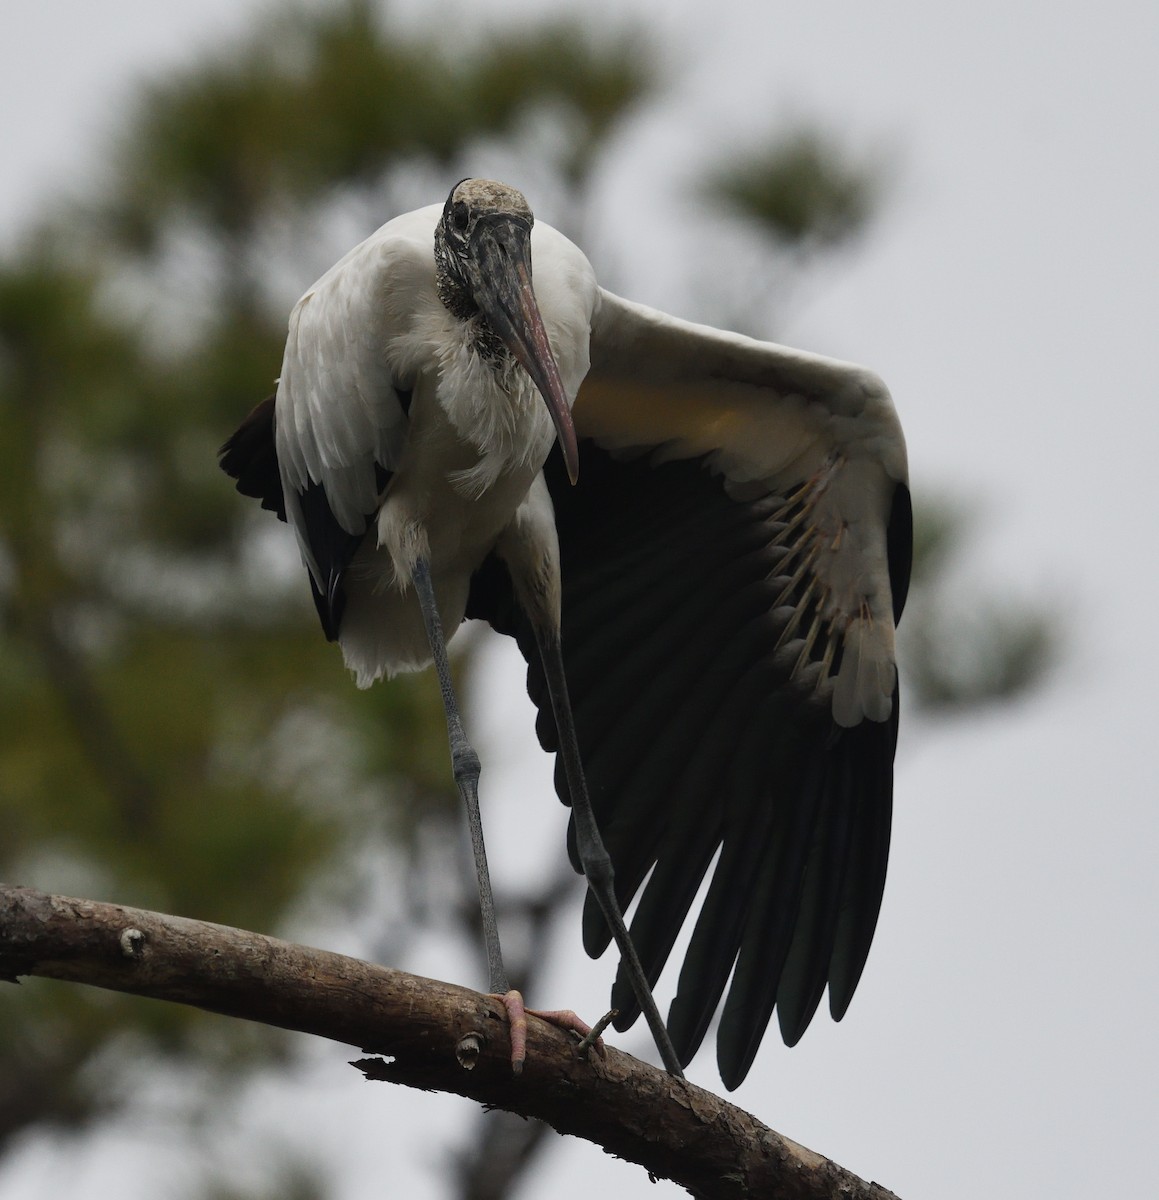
491 990 609 1075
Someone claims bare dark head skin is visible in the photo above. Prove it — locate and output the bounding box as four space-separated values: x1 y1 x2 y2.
435 179 579 485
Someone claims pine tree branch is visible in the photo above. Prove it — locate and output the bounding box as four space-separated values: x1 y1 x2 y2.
0 885 901 1200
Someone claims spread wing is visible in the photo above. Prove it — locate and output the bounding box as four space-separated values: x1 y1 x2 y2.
222 216 437 638
468 288 911 1089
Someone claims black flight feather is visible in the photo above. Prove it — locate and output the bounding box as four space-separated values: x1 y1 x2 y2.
466 440 910 1090
219 395 285 520
219 394 393 642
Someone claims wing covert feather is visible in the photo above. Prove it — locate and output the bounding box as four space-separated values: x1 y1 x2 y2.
275 220 435 591
581 288 908 729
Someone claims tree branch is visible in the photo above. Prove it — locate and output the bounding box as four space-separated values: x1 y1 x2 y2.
0 885 901 1200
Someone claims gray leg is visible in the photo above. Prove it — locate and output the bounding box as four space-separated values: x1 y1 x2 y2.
533 625 685 1079
411 556 509 996
413 558 608 1073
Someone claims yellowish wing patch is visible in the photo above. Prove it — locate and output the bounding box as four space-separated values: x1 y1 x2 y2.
571 375 897 727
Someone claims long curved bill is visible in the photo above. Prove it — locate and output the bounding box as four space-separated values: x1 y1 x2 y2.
466 217 580 485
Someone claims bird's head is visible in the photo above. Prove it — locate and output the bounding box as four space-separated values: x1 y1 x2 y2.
435 178 579 484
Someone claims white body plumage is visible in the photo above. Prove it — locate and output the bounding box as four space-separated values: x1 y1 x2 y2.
275 205 597 683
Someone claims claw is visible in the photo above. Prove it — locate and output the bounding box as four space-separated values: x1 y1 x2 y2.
490 991 609 1073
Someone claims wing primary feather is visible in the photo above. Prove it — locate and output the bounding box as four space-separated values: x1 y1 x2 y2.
605 665 780 1036
888 482 914 622
220 393 391 642
773 739 857 1048
569 545 785 807
219 395 285 520
576 571 788 954
713 744 829 1089
598 643 784 934
669 705 824 1073
295 479 371 641
827 695 897 1017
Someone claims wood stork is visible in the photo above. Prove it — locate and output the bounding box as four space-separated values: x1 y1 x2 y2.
220 178 911 1090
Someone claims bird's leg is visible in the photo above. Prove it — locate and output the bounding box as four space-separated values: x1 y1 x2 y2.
411 556 508 994
410 557 600 1072
532 624 686 1080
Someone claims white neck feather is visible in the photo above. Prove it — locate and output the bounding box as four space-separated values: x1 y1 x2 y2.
436 323 556 497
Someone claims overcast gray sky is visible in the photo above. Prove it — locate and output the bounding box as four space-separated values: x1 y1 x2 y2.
3 1 1157 1198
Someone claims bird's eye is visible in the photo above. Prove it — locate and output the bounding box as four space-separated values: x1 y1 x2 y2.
452 201 469 232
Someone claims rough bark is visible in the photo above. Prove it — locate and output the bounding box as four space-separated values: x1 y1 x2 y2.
0 885 901 1200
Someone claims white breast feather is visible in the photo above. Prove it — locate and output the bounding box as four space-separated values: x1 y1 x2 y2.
436 326 556 498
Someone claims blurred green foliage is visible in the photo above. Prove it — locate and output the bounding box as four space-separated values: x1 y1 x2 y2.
709 129 883 251
0 0 652 1160
902 499 1055 711
109 2 654 246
